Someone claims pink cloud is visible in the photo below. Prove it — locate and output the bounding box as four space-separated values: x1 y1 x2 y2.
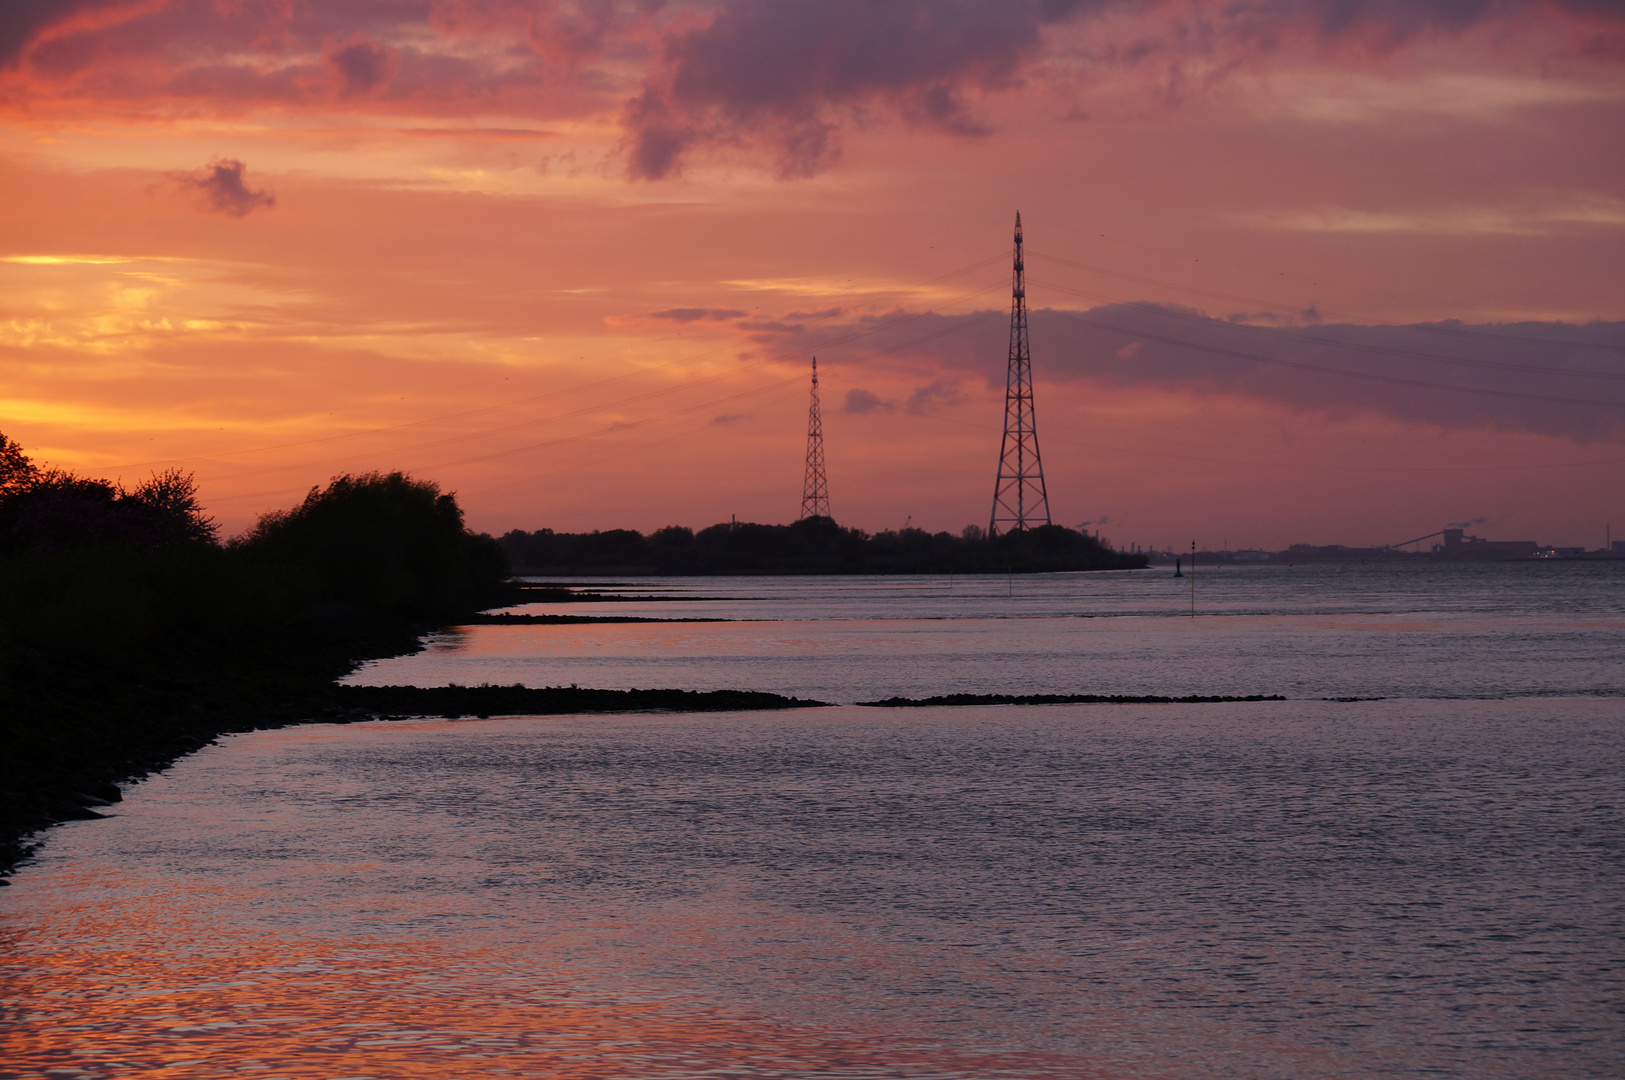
2 1 1620 163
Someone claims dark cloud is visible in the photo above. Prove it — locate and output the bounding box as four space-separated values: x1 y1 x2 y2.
906 380 964 410
648 307 747 322
1023 303 1625 443
1227 305 1322 327
1447 516 1490 527
623 0 1114 179
175 159 275 217
1255 0 1625 49
844 387 892 414
0 0 121 68
5 0 551 106
330 41 394 97
1221 0 1501 51
2 0 1619 167
760 303 1625 442
621 0 1625 179
710 412 750 425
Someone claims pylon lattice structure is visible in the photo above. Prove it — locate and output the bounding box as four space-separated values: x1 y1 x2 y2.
799 356 830 520
989 211 1051 535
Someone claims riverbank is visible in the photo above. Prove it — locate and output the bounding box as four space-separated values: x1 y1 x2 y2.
1 601 825 877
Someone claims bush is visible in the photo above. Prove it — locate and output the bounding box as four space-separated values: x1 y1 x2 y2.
0 435 509 663
0 466 216 555
234 472 509 618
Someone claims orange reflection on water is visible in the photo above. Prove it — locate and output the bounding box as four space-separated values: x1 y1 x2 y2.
2 904 1110 1079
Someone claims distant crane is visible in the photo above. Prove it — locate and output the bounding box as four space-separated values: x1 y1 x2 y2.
989 211 1051 535
799 356 830 520
1384 530 1446 551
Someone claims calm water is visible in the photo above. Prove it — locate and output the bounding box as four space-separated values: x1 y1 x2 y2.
3 563 1623 1078
350 562 1625 702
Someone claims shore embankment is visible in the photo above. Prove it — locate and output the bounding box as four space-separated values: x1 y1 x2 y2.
0 462 813 879
0 443 1137 879
1 597 820 877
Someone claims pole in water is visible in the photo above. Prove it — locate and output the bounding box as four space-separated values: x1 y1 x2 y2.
1190 539 1196 617
1174 556 1183 578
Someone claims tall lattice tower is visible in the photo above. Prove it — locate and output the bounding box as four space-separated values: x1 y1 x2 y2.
989 211 1051 535
799 356 830 520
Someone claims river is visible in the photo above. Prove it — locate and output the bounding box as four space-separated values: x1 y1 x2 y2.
3 562 1621 1078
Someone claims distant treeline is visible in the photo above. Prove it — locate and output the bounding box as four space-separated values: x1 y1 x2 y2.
499 517 1148 575
0 432 511 871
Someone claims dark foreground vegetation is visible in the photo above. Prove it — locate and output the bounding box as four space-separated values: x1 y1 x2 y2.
0 437 815 876
500 516 1148 575
0 438 504 873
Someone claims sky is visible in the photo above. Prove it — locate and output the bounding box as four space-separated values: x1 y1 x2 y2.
2 0 1622 551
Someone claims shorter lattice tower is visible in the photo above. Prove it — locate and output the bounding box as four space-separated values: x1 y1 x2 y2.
989 211 1051 535
799 356 830 520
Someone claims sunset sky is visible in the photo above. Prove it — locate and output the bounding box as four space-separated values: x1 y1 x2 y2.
3 0 1622 550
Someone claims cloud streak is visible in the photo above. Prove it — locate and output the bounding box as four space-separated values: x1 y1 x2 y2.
766 303 1625 442
1239 195 1625 236
649 307 749 322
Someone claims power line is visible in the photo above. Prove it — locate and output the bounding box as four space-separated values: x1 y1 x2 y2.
182 278 1006 484
1027 274 1625 382
81 228 1625 510
891 399 1625 474
195 305 1006 485
1045 224 1625 351
97 251 1012 473
403 311 1005 475
1041 307 1625 411
1028 247 1625 356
